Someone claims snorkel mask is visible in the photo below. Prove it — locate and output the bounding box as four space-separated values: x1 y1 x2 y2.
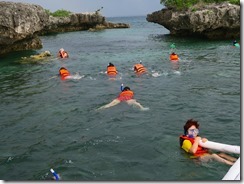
187 128 199 138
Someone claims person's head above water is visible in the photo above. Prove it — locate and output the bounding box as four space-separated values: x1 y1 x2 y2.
122 86 130 91
172 52 176 55
183 119 199 136
59 48 64 52
108 62 114 67
59 67 67 71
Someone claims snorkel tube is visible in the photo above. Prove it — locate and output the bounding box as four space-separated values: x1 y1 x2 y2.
120 83 124 91
50 168 59 181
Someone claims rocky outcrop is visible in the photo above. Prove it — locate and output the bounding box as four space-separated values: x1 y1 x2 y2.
0 1 49 55
41 13 129 34
0 1 129 56
146 2 240 39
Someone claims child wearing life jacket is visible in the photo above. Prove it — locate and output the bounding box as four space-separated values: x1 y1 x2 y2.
179 119 237 165
59 67 70 80
107 62 118 76
134 61 147 74
97 84 148 110
170 52 179 61
58 48 69 58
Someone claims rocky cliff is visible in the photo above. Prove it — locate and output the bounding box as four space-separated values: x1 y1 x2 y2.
0 1 129 56
0 2 49 55
146 2 240 39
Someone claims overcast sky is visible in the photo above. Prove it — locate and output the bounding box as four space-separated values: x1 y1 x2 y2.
5 0 164 17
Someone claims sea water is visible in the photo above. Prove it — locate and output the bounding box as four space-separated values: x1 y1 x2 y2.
0 16 240 181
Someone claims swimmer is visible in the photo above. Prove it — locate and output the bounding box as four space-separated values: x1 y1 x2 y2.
57 67 83 80
169 52 179 61
106 62 118 76
180 119 237 165
59 67 70 80
57 48 69 58
97 84 148 110
134 61 147 75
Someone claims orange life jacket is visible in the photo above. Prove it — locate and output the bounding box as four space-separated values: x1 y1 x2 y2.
134 64 146 74
59 51 68 58
179 135 208 157
107 66 117 75
118 90 134 101
59 68 70 80
170 54 179 61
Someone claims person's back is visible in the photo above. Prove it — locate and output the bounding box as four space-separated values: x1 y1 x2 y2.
117 87 134 101
107 63 117 76
170 52 179 61
134 63 146 74
59 67 70 80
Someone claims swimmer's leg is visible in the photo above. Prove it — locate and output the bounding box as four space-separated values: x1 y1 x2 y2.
211 153 234 165
126 99 149 110
218 153 237 162
97 99 121 110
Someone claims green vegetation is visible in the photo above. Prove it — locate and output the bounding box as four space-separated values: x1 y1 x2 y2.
45 9 72 17
160 0 240 10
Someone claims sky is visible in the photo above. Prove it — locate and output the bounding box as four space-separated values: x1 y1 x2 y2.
5 0 164 17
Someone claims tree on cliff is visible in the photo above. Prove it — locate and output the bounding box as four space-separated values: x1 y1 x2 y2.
45 9 72 17
160 0 240 9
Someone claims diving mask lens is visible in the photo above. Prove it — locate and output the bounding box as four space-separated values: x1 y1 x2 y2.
188 128 199 135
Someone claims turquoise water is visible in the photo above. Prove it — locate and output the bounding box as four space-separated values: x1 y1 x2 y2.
0 16 240 181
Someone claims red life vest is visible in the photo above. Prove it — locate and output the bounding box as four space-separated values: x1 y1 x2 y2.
170 54 179 61
179 135 208 156
59 68 70 80
107 66 117 75
117 90 134 101
134 64 146 74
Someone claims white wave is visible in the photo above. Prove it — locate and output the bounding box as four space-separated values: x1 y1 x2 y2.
173 70 181 75
65 74 85 80
151 72 161 78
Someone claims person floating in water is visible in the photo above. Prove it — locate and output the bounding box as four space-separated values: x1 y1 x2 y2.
169 52 179 61
97 84 148 110
59 67 70 80
232 40 240 48
106 62 118 76
179 119 237 165
134 61 147 75
58 67 84 80
57 48 69 58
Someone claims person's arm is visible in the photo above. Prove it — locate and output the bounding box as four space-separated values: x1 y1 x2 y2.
189 136 201 154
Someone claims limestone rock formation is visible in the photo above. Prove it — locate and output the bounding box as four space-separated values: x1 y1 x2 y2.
146 2 240 39
0 1 49 55
0 2 130 56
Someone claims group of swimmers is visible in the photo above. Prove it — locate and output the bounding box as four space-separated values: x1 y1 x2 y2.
58 59 150 110
36 45 238 168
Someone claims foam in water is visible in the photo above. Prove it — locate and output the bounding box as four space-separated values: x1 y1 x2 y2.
65 74 85 80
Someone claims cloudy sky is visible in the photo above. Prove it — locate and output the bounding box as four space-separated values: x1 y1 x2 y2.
5 0 164 17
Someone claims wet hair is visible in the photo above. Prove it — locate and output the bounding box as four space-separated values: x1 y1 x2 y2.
108 62 114 67
59 67 67 70
183 119 199 135
172 52 176 55
122 86 130 91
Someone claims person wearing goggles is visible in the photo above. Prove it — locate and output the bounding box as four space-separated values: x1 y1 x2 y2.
179 119 237 165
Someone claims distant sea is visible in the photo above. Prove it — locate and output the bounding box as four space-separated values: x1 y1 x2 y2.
0 16 240 181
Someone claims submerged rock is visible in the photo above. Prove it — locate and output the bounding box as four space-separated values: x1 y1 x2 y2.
146 2 240 39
